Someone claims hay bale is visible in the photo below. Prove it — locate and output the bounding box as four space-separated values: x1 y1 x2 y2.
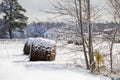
24 38 56 61
30 46 56 61
23 43 30 55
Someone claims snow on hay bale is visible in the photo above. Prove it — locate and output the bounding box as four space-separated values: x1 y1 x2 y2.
23 38 56 61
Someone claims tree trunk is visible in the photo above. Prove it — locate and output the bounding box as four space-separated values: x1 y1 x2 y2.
75 0 89 69
79 0 89 70
110 26 118 73
8 28 13 39
87 0 94 65
9 1 13 39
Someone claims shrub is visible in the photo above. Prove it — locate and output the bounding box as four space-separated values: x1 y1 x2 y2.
90 50 106 74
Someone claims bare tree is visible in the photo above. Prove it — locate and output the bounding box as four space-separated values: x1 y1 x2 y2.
48 0 102 70
106 0 120 73
86 0 94 67
107 0 120 22
74 0 89 69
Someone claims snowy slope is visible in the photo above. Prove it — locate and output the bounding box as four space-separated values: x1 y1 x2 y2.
0 39 111 80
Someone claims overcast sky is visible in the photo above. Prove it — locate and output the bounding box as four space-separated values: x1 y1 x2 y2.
0 0 109 23
18 0 57 23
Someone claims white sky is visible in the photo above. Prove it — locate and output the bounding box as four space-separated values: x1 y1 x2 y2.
18 0 55 23
0 0 110 23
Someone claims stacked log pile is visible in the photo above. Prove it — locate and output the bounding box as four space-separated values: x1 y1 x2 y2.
23 38 56 61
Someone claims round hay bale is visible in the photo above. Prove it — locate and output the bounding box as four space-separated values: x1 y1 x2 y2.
23 43 30 55
27 38 56 61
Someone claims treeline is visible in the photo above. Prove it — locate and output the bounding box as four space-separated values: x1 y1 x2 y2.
0 19 118 38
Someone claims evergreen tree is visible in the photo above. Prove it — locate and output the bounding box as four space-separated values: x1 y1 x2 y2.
0 0 28 38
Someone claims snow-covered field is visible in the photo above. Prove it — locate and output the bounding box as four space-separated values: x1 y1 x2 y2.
0 39 111 80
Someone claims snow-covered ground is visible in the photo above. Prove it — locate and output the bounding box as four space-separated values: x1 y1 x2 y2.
0 39 111 80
